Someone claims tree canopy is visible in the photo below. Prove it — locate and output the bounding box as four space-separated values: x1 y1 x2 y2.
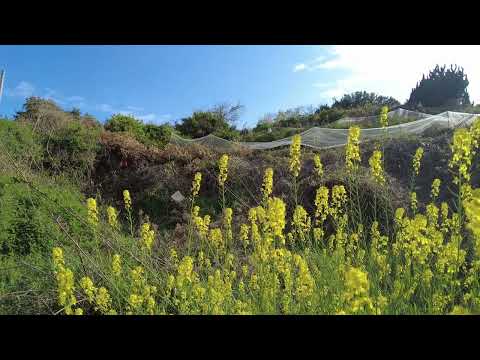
332 91 400 110
407 64 470 108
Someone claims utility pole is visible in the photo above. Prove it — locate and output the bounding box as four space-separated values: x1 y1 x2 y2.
0 69 5 105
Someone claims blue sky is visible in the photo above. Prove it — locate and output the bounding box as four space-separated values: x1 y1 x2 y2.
1 45 480 128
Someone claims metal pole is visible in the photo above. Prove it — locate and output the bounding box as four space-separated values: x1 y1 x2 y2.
0 70 5 105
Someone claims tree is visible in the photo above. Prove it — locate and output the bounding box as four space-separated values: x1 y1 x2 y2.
407 64 470 108
104 114 145 136
15 97 71 135
332 91 400 110
175 104 241 139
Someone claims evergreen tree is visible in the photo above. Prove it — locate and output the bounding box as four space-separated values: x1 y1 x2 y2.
407 64 470 108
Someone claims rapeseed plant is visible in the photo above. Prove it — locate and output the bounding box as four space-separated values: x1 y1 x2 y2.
379 106 389 128
313 153 323 180
107 206 119 230
345 127 361 173
261 167 274 204
86 198 99 226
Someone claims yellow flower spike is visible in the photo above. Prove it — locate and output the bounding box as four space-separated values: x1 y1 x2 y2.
80 276 97 303
52 247 65 270
112 254 122 276
470 117 480 150
106 206 119 230
431 178 441 200
313 153 324 179
95 287 114 314
86 198 99 226
410 192 418 214
379 106 389 128
208 228 224 250
74 308 83 315
345 127 361 173
261 167 274 203
223 207 233 244
191 172 202 198
140 222 155 252
314 186 329 225
52 247 78 315
464 188 480 257
368 150 385 185
330 185 347 220
412 147 424 177
267 197 287 243
292 205 311 244
289 134 302 178
239 224 250 249
342 267 374 314
449 128 473 184
218 154 229 187
123 190 132 211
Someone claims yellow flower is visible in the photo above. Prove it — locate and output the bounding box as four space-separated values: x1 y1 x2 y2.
449 128 473 184
123 190 132 211
292 205 311 243
191 172 202 198
313 154 323 179
80 276 97 303
345 127 361 173
261 168 274 203
267 197 287 243
330 185 347 220
86 198 98 226
208 228 224 250
293 254 315 302
95 287 114 314
289 134 302 178
464 188 480 257
470 117 480 150
52 247 65 270
223 207 233 244
314 186 329 225
52 247 78 315
379 106 389 128
107 206 119 230
431 178 441 200
412 147 424 177
140 222 155 251
112 254 122 276
240 224 250 249
410 192 418 214
342 267 374 314
368 150 385 185
218 154 229 187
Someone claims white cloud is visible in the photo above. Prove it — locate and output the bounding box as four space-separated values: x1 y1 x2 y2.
6 81 36 98
293 56 326 72
311 45 480 104
293 64 307 72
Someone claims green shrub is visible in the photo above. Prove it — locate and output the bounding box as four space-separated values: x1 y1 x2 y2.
0 119 42 165
42 120 101 181
143 124 173 148
0 175 91 256
104 114 144 135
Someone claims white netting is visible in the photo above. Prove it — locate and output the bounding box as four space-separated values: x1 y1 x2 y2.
170 109 479 151
333 108 431 126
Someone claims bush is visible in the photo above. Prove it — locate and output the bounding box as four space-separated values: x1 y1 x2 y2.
0 119 42 166
104 114 144 136
0 175 91 256
42 120 102 181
